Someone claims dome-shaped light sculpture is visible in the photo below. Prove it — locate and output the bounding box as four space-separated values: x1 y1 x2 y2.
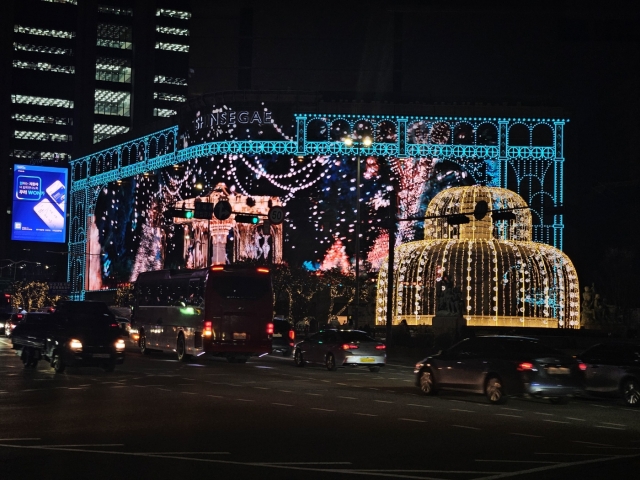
376 186 580 328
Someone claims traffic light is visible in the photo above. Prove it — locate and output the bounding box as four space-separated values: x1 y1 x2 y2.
446 214 470 225
194 202 214 219
235 214 260 224
164 208 194 219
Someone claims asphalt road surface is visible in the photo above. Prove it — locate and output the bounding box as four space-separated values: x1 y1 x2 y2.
1 336 639 479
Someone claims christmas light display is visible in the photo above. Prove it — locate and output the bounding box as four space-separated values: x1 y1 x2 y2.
68 103 567 300
375 185 580 328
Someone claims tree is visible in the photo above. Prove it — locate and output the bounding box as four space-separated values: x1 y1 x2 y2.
10 281 63 311
114 284 135 308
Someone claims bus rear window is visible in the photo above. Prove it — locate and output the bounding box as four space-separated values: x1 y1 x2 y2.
210 276 271 299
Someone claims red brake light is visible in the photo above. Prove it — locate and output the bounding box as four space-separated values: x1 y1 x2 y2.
288 330 295 341
267 323 274 335
203 320 213 337
109 323 119 328
578 363 587 371
375 344 386 350
517 362 534 371
257 267 270 274
16 314 24 320
341 343 359 350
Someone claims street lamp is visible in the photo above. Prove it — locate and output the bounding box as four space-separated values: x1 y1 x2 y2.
343 135 372 328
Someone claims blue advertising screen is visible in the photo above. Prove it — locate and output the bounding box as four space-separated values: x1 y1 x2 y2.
11 164 68 243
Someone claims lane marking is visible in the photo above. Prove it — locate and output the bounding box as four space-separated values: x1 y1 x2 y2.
596 425 625 430
476 459 559 464
574 441 613 447
601 422 625 427
398 418 426 423
279 390 292 393
534 412 553 416
156 388 171 391
254 387 270 390
311 408 335 412
355 413 377 417
338 396 357 400
501 407 522 412
47 444 124 448
182 392 196 395
452 425 480 430
495 414 522 418
375 400 393 404
258 462 351 465
511 433 543 438
272 403 293 407
236 399 254 402
0 438 41 441
565 417 586 421
336 383 348 386
451 408 474 413
207 395 223 398
543 419 569 424
407 404 432 408
306 393 322 396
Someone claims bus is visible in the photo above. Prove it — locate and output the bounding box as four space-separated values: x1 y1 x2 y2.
132 264 274 363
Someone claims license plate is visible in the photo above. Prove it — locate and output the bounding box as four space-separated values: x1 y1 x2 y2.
360 357 375 363
233 333 247 340
93 354 111 359
272 333 282 338
547 367 570 375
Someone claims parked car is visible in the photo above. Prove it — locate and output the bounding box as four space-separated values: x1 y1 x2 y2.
4 312 26 338
577 342 640 407
414 335 585 404
272 317 295 356
293 329 386 372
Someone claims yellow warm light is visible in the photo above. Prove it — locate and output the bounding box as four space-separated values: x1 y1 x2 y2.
362 137 372 147
203 331 212 337
343 137 353 147
115 339 126 350
69 338 83 350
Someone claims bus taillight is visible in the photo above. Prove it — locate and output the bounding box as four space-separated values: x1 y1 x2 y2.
204 321 213 337
257 267 270 274
267 322 274 335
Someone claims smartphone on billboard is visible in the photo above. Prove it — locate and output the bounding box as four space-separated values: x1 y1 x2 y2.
46 179 66 213
34 198 65 230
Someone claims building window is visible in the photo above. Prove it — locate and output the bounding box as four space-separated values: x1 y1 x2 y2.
154 75 187 86
155 26 189 36
94 89 131 116
13 42 72 55
97 4 133 16
12 113 72 125
14 25 75 39
13 60 75 74
155 42 189 52
14 131 71 142
12 150 70 161
11 94 73 109
93 124 130 144
154 92 186 102
96 57 132 83
154 108 177 117
156 9 191 20
97 24 132 50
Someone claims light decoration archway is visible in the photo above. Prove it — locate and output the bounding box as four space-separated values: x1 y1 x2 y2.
376 185 580 328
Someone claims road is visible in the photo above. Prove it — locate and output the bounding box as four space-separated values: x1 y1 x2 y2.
1 336 639 479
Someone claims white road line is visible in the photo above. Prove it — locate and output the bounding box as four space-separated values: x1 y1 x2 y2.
236 399 254 402
358 470 504 474
182 392 196 395
565 417 586 421
407 404 431 408
452 425 480 430
306 393 322 396
495 414 522 418
511 433 543 438
338 396 357 400
336 383 348 386
156 388 171 391
601 422 626 427
398 418 426 423
590 404 610 408
543 419 569 424
501 407 522 412
67 387 86 390
375 400 393 404
272 403 293 407
596 425 625 430
254 387 269 390
47 444 124 448
207 395 222 398
279 390 292 393
451 409 474 412
311 408 335 412
355 413 377 417
320 380 330 383
574 441 614 447
534 412 553 416
0 438 41 441
535 452 617 456
476 459 559 464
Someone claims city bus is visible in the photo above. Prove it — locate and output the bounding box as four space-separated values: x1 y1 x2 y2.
132 265 274 363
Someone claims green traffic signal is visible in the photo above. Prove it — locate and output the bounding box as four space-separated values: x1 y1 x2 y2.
235 214 260 224
185 211 194 219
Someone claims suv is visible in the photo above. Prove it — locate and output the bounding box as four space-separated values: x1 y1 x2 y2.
272 317 295 356
578 342 640 407
415 335 585 404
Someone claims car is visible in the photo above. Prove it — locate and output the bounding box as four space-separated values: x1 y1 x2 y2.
293 329 386 372
577 342 640 407
272 317 295 356
4 312 26 338
0 313 11 335
414 335 585 404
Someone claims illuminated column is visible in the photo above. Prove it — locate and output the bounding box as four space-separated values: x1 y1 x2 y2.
553 120 566 251
397 117 408 158
498 120 509 189
295 115 307 156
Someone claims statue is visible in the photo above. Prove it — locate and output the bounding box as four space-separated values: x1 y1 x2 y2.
436 272 462 316
581 284 596 328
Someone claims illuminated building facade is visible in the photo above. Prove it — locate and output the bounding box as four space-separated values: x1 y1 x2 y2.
68 95 567 300
375 185 580 328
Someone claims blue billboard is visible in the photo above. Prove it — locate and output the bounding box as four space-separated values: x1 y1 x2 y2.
11 164 68 243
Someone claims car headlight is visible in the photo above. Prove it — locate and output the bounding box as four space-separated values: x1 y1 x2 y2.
415 362 424 370
115 339 126 351
69 339 83 351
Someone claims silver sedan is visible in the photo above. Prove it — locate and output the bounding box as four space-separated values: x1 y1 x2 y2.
293 329 386 372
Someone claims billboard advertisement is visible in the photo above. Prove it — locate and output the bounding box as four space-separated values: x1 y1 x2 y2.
11 164 68 243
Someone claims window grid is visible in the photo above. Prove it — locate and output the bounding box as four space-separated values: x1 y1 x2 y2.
96 64 132 83
154 108 177 117
41 0 77 4
94 90 131 116
154 92 187 102
97 4 133 16
14 130 72 142
155 42 189 52
13 43 72 55
155 26 189 36
13 59 75 74
154 75 187 86
156 9 191 20
97 24 132 50
11 94 73 109
12 113 72 125
12 150 70 161
14 25 75 39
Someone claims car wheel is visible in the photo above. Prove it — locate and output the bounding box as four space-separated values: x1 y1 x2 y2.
325 353 337 371
485 376 507 404
52 353 66 374
176 334 190 362
139 331 149 355
294 349 305 367
368 366 381 373
622 379 640 407
419 369 437 395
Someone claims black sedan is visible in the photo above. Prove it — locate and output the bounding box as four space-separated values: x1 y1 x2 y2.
415 335 585 404
578 342 640 407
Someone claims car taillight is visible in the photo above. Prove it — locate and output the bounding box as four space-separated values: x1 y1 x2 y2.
288 330 295 341
342 343 359 350
204 320 212 337
517 362 534 371
267 323 274 335
210 266 224 271
257 267 270 274
578 363 587 371
375 344 386 350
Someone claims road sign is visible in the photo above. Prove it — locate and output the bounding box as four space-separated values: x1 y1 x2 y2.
194 201 214 219
268 206 285 225
213 200 232 220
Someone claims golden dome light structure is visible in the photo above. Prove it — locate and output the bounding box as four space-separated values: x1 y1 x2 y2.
375 185 580 328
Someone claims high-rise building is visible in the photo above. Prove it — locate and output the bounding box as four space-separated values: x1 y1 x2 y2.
0 0 191 277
